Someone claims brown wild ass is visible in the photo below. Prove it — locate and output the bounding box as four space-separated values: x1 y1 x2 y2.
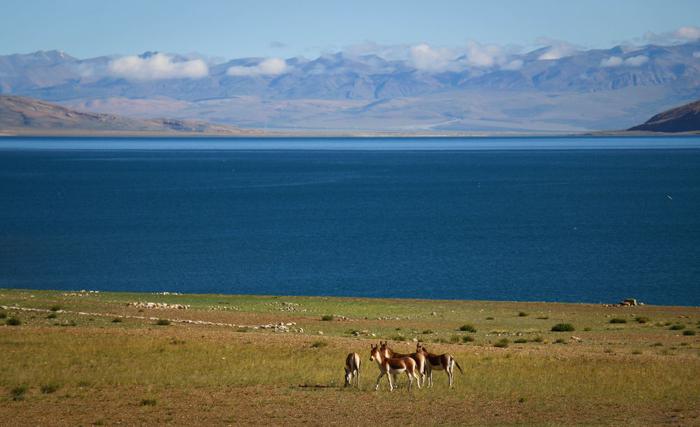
415 342 463 388
369 343 421 391
379 340 427 387
344 352 361 387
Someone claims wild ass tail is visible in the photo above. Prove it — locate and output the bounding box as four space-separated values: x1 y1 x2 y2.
453 357 464 374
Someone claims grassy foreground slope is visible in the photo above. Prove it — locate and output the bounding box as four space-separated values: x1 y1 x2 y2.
1 289 699 426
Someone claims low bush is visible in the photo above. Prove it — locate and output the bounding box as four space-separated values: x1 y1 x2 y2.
683 330 696 336
554 338 567 344
449 335 460 343
6 317 22 326
513 338 528 344
609 318 627 324
112 318 122 323
422 329 434 334
493 338 509 348
669 324 685 331
635 316 650 324
462 335 475 343
518 312 528 317
155 319 170 326
485 317 494 320
41 383 60 394
459 324 476 333
391 335 407 342
10 386 27 401
46 313 57 319
320 315 334 321
551 323 575 332
310 340 327 348
532 336 544 343
0 312 6 319
49 305 62 312
140 399 157 406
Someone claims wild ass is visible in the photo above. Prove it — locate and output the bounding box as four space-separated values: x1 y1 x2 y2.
415 342 463 388
379 340 427 387
369 343 421 391
344 352 361 388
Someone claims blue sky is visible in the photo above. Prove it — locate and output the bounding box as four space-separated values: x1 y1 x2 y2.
1 0 699 58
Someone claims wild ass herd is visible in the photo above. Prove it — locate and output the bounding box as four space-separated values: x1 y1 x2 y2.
344 341 463 391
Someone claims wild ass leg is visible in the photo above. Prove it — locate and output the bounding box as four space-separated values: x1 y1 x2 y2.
447 358 454 388
387 371 394 392
375 371 385 391
406 371 413 391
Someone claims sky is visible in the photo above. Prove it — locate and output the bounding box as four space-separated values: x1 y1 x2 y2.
1 0 699 59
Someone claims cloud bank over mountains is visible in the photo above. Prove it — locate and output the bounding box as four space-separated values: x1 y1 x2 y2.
1 25 699 133
85 25 700 81
108 53 208 80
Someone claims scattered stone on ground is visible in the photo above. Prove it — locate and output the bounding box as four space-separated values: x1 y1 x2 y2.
127 302 190 310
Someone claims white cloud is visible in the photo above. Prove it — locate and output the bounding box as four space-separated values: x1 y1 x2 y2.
408 41 517 72
600 56 624 67
501 59 524 71
535 38 579 60
409 43 456 72
108 53 208 80
227 57 288 76
600 55 648 68
644 25 700 45
624 55 649 66
674 26 700 41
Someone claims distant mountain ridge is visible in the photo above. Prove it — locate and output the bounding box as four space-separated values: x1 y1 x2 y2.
1 41 700 131
628 99 700 132
0 95 253 135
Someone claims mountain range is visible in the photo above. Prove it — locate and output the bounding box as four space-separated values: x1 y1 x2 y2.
1 41 700 132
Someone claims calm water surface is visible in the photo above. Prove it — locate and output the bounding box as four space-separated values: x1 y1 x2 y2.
1 136 699 305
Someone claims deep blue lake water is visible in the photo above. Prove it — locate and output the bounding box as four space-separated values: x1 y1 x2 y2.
1 136 699 305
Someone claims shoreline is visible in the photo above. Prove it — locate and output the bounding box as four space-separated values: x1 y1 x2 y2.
3 287 697 308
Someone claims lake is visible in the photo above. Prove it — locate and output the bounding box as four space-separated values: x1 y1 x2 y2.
1 136 699 305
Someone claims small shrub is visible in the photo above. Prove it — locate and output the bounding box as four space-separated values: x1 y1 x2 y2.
532 336 544 343
631 350 642 355
485 317 494 320
422 329 434 334
140 399 157 406
449 335 460 343
49 305 62 312
669 324 685 331
635 316 650 324
320 314 334 321
459 324 476 333
310 340 327 348
10 386 27 401
583 327 592 331
46 313 57 319
0 312 6 319
536 316 549 320
513 338 528 344
651 342 663 347
609 318 627 324
462 335 475 343
683 330 696 336
518 312 528 317
41 383 59 394
433 337 449 344
6 317 21 326
551 323 575 332
554 338 567 344
494 338 509 348
112 318 122 323
392 335 407 342
155 319 170 326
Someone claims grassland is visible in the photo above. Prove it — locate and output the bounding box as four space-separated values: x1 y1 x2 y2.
1 288 699 426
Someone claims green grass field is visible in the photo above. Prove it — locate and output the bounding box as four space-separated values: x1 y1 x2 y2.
1 288 699 425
